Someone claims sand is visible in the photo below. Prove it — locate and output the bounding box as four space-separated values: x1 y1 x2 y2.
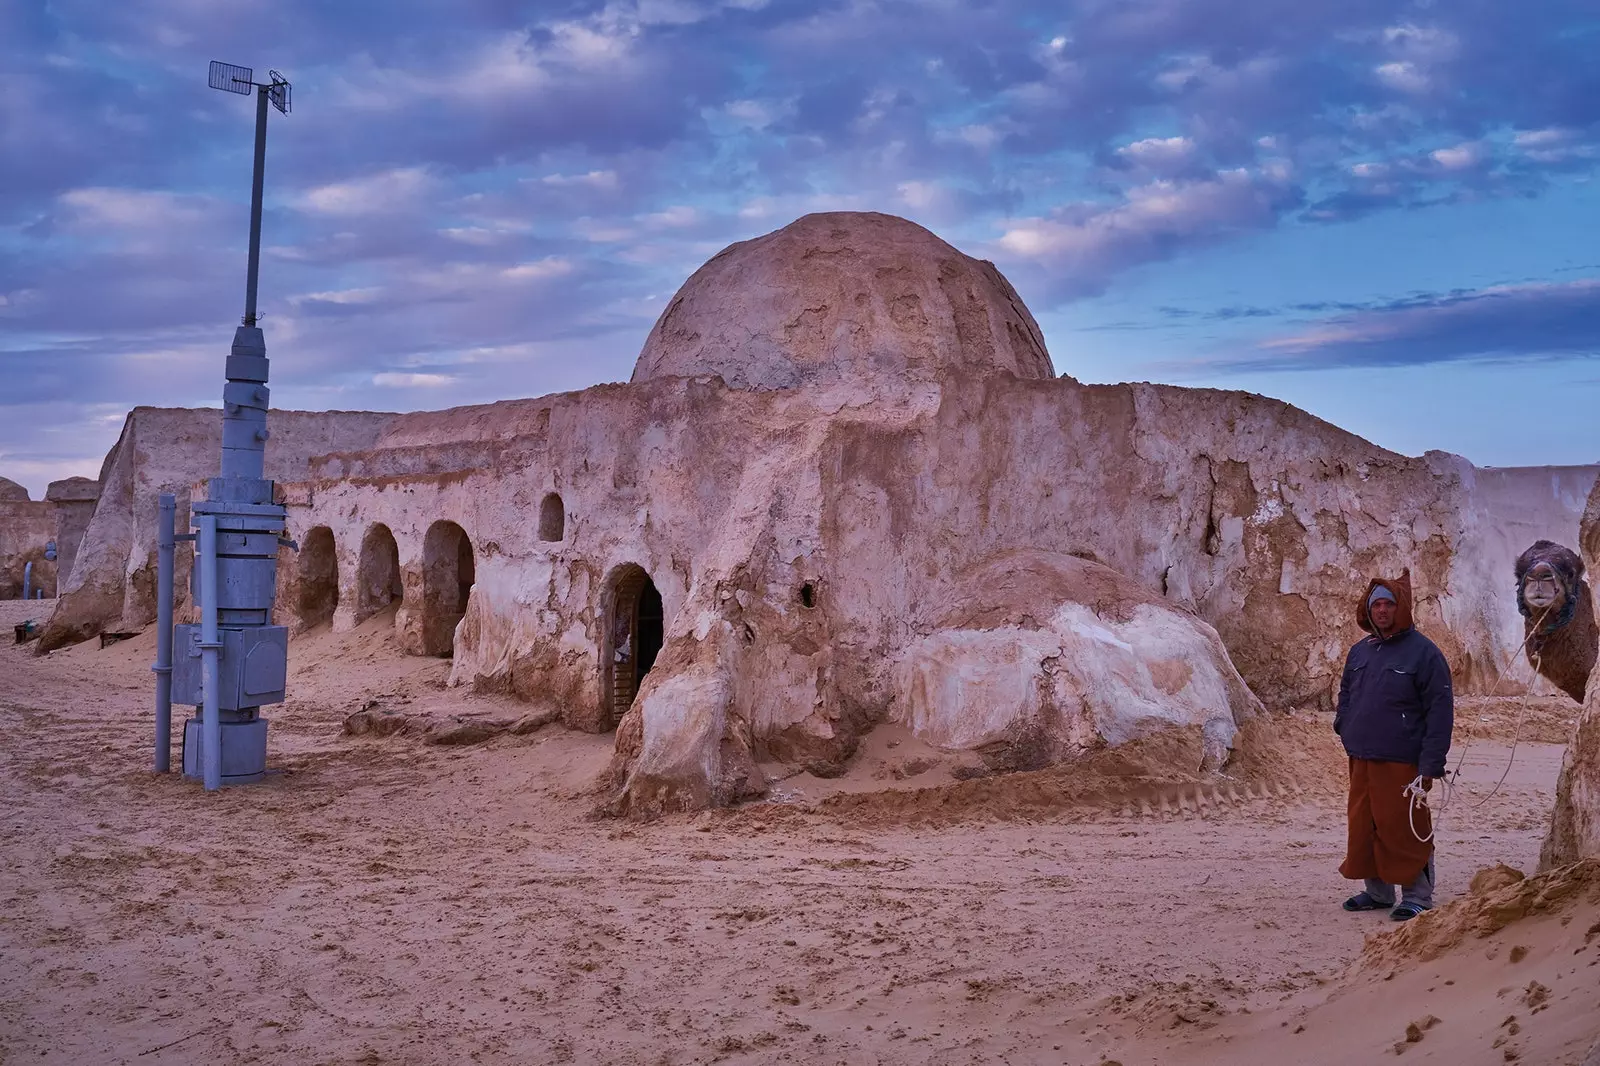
2 598 1596 1065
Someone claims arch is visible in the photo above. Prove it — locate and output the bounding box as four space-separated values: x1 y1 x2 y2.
601 563 664 729
296 526 339 629
421 520 475 657
538 492 565 542
355 523 403 625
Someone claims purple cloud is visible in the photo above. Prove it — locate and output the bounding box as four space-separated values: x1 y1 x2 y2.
1199 279 1600 371
4 0 1600 494
993 164 1302 299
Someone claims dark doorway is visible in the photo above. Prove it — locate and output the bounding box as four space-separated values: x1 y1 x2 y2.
604 564 664 727
538 493 565 542
296 526 338 629
421 520 475 657
355 524 402 625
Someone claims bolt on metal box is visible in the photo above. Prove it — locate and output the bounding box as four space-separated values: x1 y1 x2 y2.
171 624 289 709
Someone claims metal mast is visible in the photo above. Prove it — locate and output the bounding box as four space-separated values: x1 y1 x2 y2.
153 62 295 789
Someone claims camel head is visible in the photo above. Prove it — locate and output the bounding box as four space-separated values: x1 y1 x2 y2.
1514 539 1596 704
1515 540 1585 631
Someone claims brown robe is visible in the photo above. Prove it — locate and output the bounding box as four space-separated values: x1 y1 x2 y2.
1339 757 1433 885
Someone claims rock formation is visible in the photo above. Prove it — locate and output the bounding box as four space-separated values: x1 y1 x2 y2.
892 551 1260 775
20 212 1600 814
1515 539 1596 703
1542 480 1600 869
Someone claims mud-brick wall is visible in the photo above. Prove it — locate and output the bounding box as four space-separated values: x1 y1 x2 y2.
0 480 58 599
45 476 100 589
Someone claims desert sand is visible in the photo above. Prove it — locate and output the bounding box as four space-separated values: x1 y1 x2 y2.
2 597 1597 1065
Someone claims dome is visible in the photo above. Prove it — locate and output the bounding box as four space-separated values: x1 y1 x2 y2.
631 212 1057 390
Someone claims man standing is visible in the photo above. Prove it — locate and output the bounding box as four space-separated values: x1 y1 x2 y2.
1334 573 1455 921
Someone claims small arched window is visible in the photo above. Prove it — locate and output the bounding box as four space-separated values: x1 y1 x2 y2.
538 492 565 542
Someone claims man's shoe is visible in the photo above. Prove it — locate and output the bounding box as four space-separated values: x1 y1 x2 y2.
1390 903 1429 921
1343 891 1394 912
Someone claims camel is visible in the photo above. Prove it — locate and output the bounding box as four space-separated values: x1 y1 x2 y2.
1515 539 1597 704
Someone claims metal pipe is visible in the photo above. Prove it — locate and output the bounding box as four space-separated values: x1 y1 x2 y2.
153 495 176 773
199 515 222 790
22 561 31 601
243 86 269 326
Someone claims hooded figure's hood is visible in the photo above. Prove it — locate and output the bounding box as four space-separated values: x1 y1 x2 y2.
1356 570 1415 637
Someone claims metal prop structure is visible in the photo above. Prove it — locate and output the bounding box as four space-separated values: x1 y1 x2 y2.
153 62 295 789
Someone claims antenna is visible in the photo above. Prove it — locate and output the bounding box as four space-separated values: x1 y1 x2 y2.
267 70 291 115
209 60 253 95
206 60 294 327
154 62 297 790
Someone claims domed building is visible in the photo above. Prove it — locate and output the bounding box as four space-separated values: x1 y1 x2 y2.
632 212 1057 390
37 212 1599 817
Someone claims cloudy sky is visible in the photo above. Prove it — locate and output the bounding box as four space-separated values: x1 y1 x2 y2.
3 0 1598 498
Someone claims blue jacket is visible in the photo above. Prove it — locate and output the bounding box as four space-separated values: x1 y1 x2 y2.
1334 627 1454 777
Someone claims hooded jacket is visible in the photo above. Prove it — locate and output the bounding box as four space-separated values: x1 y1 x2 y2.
1333 572 1455 778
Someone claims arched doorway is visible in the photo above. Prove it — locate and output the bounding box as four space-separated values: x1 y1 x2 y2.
355 523 402 625
538 493 565 542
603 564 664 728
296 526 338 629
421 520 475 657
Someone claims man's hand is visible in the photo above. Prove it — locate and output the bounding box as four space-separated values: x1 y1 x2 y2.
1421 776 1435 792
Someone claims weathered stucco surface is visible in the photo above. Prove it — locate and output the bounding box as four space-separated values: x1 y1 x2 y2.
0 477 57 600
45 476 99 592
1542 478 1600 869
37 407 397 650
632 210 1055 391
26 212 1600 817
891 551 1260 773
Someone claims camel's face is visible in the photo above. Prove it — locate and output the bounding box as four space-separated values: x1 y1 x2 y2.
1522 561 1564 611
1514 539 1585 627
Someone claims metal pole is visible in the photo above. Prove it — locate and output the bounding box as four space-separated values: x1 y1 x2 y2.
243 85 269 327
153 495 176 773
198 515 223 790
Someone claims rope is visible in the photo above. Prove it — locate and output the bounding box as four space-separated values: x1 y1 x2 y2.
1404 602 1555 843
1461 645 1542 812
1404 773 1448 843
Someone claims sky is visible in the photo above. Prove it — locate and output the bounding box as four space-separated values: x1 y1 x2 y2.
2 0 1598 499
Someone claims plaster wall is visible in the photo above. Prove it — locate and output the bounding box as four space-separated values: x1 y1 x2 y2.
0 489 57 600
38 406 397 649
45 476 100 591
245 372 1592 781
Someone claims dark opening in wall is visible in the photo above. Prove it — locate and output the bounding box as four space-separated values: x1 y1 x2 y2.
538 493 565 542
603 563 664 729
297 526 338 629
421 520 475 657
354 524 402 625
799 583 816 609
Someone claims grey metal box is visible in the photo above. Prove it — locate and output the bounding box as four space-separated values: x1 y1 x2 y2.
171 624 288 708
182 716 268 784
